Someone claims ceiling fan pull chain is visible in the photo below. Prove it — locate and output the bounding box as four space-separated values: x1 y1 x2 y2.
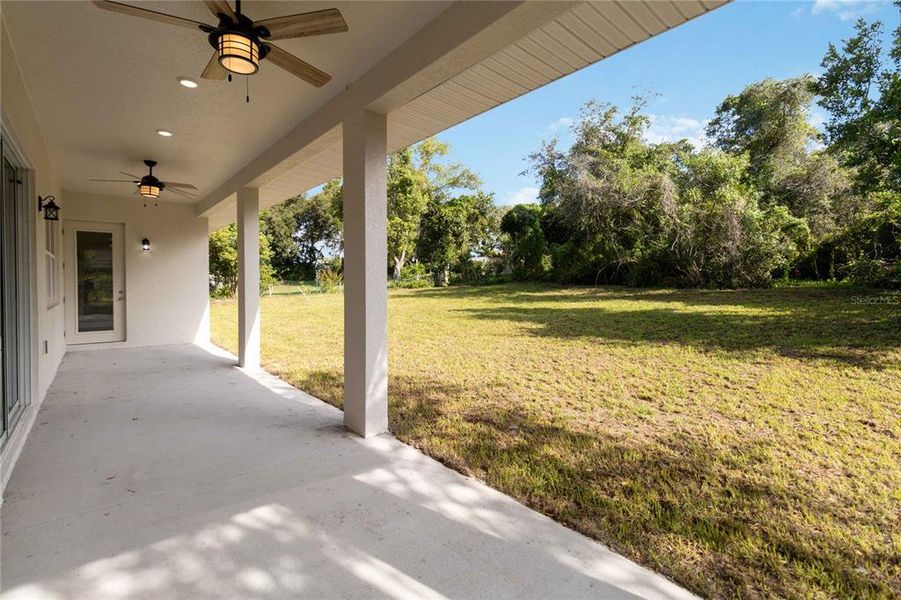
246 75 250 103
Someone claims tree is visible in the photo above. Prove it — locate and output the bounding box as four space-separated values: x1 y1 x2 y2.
670 151 809 287
815 7 901 193
261 195 305 281
529 98 677 283
707 77 857 238
500 204 542 240
771 152 854 238
387 148 428 280
416 138 482 195
261 181 343 281
476 203 506 260
296 180 343 276
208 224 275 297
386 138 483 281
500 203 548 278
417 192 494 285
527 97 811 287
706 77 819 190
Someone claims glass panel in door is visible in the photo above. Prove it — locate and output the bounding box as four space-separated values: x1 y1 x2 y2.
76 231 115 333
0 166 4 440
1 156 20 436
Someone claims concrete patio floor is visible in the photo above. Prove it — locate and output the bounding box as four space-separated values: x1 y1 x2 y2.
1 344 695 599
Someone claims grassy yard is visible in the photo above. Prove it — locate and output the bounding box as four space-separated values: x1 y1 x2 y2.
211 283 901 599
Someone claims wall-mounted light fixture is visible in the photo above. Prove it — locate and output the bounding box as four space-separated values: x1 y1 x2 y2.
38 195 60 221
141 238 151 252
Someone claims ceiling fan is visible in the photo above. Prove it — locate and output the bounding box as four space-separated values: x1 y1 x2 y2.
90 160 197 206
92 0 347 87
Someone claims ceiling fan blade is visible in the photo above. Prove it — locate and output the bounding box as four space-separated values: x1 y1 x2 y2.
120 171 142 179
255 8 347 41
161 182 198 190
201 51 228 80
90 179 137 183
92 1 210 30
166 187 196 199
203 0 235 21
264 44 331 87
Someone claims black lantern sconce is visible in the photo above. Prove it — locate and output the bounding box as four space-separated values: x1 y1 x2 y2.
141 238 151 252
38 196 60 221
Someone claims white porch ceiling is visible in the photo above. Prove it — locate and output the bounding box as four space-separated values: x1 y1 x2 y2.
1 1 727 231
1 1 450 203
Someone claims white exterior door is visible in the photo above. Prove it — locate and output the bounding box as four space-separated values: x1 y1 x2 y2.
65 221 125 344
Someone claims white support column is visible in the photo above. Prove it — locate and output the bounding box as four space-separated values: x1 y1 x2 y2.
237 187 260 370
342 110 388 437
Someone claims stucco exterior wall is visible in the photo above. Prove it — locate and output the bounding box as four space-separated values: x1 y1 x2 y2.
1 13 209 493
1 13 66 490
62 191 210 349
1 15 65 399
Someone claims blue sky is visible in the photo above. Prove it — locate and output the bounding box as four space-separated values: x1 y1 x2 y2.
435 0 899 206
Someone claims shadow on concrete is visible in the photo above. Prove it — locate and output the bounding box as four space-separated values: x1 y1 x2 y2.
2 344 687 600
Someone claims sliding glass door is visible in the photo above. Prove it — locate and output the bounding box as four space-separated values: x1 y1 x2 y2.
1 145 28 444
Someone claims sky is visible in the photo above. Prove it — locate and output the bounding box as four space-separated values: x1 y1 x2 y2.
434 0 900 207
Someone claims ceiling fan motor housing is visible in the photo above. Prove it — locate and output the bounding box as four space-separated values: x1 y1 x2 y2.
139 175 164 189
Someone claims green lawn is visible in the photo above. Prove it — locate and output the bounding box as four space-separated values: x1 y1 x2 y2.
211 283 901 599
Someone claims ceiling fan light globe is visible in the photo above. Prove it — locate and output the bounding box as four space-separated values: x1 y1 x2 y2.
139 184 161 199
217 32 259 74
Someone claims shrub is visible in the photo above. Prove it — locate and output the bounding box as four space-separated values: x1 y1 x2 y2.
315 268 344 293
388 262 431 288
320 256 343 273
799 192 900 288
842 257 900 288
550 238 609 285
389 278 431 289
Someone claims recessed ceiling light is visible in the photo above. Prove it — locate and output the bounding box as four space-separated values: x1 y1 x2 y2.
177 77 198 89
156 130 173 137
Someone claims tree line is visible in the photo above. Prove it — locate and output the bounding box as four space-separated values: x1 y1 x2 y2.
210 10 899 296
